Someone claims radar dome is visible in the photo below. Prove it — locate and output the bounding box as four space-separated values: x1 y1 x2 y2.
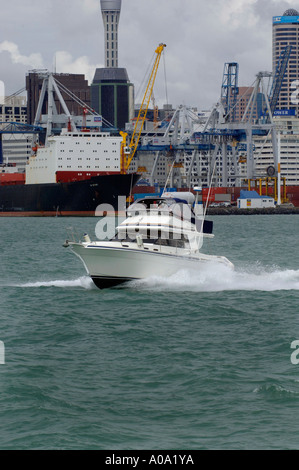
283 8 299 16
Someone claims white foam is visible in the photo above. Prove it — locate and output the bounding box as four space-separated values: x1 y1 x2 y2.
14 276 95 290
130 262 299 292
11 264 299 293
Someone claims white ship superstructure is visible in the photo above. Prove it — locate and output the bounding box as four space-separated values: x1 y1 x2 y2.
26 130 122 185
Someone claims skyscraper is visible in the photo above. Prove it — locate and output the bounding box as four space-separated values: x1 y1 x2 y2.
100 0 121 68
273 9 299 116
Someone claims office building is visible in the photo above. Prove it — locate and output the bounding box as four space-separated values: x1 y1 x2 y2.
234 87 263 122
91 68 134 130
273 9 299 116
0 96 27 124
26 71 90 125
0 96 31 170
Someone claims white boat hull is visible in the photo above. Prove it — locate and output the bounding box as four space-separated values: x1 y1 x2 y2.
70 242 233 289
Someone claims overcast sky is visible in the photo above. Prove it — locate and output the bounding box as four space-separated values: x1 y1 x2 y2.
0 0 298 110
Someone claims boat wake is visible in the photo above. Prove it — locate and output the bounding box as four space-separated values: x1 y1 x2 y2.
12 276 95 290
8 263 299 293
127 262 299 292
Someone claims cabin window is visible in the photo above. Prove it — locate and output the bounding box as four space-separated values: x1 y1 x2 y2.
158 238 185 248
155 233 189 249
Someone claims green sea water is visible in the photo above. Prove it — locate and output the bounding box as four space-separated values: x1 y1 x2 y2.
1 214 299 450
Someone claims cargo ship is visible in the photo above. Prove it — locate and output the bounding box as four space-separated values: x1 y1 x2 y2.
0 129 139 216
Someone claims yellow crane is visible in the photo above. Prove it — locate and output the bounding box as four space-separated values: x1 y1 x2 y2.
120 43 166 173
151 92 159 129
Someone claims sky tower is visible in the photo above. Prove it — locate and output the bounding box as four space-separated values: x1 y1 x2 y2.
91 0 134 130
100 0 121 68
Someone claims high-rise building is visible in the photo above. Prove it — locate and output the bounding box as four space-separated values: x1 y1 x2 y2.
0 96 33 170
26 71 90 125
273 9 299 116
91 0 134 130
0 96 27 124
91 68 134 130
234 87 263 122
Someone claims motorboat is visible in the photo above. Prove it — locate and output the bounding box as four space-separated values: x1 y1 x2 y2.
64 191 234 289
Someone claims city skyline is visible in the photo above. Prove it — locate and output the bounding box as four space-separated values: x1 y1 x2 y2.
1 0 299 109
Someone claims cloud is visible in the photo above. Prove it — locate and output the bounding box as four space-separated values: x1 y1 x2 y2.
0 0 295 108
55 51 103 84
81 0 99 14
218 0 259 29
0 41 103 88
0 41 44 68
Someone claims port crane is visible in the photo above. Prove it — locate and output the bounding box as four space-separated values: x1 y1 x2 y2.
221 62 239 123
120 43 166 173
267 44 292 120
152 45 292 190
193 44 292 187
121 44 291 198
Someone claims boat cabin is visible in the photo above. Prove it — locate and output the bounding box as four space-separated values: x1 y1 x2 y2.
111 196 213 253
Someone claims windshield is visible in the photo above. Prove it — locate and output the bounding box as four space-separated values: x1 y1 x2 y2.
127 197 195 221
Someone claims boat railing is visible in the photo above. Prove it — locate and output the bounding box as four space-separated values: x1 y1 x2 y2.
65 226 81 243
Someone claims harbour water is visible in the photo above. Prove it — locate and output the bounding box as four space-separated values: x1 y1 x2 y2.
1 214 299 449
